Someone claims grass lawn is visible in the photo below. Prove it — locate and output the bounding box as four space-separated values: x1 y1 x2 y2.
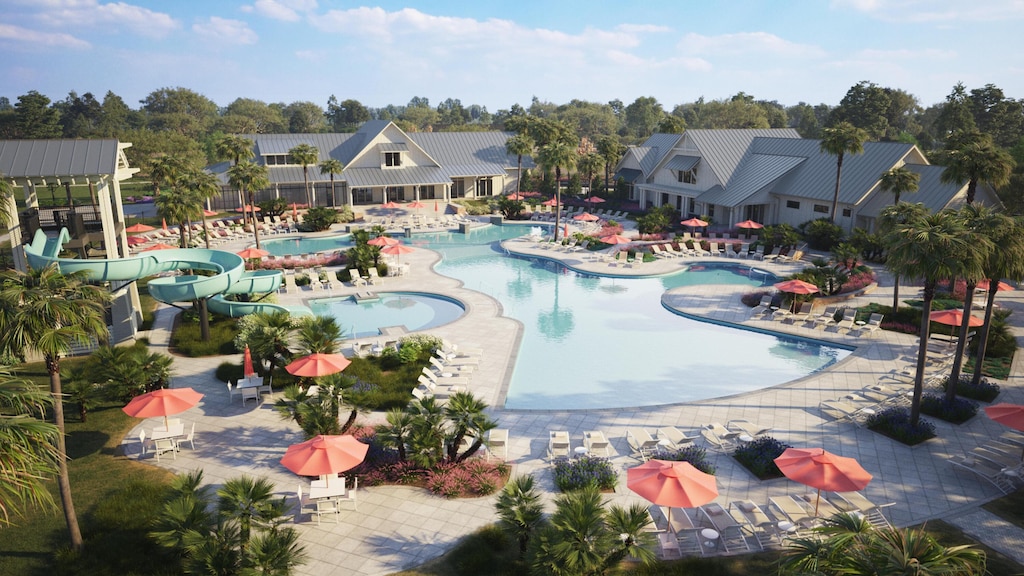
0 359 178 576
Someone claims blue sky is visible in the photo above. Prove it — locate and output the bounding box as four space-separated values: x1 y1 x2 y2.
2 0 1022 112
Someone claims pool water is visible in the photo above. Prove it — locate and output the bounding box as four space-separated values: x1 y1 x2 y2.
309 293 465 339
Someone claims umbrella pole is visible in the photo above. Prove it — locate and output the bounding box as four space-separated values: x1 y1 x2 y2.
815 488 821 516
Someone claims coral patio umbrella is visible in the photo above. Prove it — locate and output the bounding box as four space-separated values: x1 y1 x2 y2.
407 201 426 209
584 195 606 205
506 192 527 201
735 219 763 238
681 217 709 236
125 223 155 233
126 235 148 246
600 234 632 245
237 247 269 259
281 435 368 486
774 447 872 515
122 387 204 429
930 309 983 327
628 460 718 526
573 212 600 222
986 403 1024 458
141 243 176 252
977 279 1014 292
541 198 559 207
243 346 256 378
381 242 415 265
236 205 261 213
285 353 352 377
774 279 820 312
367 236 400 247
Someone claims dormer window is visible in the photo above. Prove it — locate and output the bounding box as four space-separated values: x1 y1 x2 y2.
676 168 697 184
384 152 402 167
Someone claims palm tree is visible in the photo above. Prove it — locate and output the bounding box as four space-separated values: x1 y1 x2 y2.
289 144 319 208
0 171 15 229
940 131 1014 204
0 366 60 526
240 310 295 378
183 167 222 249
405 396 447 469
443 391 497 463
375 408 414 462
596 136 625 197
537 140 578 242
972 217 1024 386
294 315 342 355
318 158 345 208
214 134 255 166
154 186 197 249
217 475 288 555
820 122 868 223
878 167 920 312
577 152 603 199
883 208 990 425
149 154 188 198
0 264 110 551
505 134 534 194
494 474 543 554
228 160 270 250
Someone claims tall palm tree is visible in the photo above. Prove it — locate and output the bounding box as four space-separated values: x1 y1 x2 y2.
820 122 868 223
318 158 345 208
443 391 497 463
289 144 319 208
972 217 1024 386
883 208 989 425
878 167 920 312
505 134 534 194
216 475 287 556
537 140 578 242
149 154 188 198
0 366 60 526
155 185 199 248
214 134 255 166
940 131 1014 204
0 171 14 229
228 161 270 250
375 408 414 462
494 474 544 555
0 264 110 551
241 310 296 377
577 152 604 199
183 167 222 249
596 136 625 197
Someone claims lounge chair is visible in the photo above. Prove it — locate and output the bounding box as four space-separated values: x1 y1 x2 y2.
656 426 697 450
782 302 812 324
699 502 750 553
948 454 1017 494
487 429 509 461
761 247 783 261
650 245 673 259
859 313 884 336
726 419 771 438
700 423 738 452
750 245 765 260
812 305 838 328
829 308 857 333
828 492 894 529
548 430 571 459
768 496 819 529
729 500 783 549
584 430 611 456
818 398 874 426
626 428 660 460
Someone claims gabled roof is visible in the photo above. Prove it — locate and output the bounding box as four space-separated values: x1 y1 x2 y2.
664 155 700 172
682 129 801 186
700 153 805 206
0 139 125 180
634 133 683 177
343 166 451 187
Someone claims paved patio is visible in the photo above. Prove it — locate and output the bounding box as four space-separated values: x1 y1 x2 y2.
123 219 1024 575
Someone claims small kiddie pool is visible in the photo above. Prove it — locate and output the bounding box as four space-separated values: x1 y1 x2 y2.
309 292 466 339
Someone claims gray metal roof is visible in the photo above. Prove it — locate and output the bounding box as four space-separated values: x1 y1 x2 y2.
684 129 801 186
615 168 642 183
702 153 805 207
635 133 683 176
442 164 507 178
903 165 967 212
411 131 525 168
664 155 700 172
343 166 451 187
0 139 122 179
378 142 408 152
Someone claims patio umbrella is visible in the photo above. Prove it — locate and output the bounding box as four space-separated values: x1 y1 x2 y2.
203 209 218 217
774 447 872 515
573 212 600 222
237 247 269 259
434 201 439 212
541 198 559 207
627 459 718 527
506 192 527 201
774 279 820 312
408 201 426 209
281 435 368 486
681 217 709 236
930 309 983 327
141 243 176 252
977 279 1014 292
126 235 148 246
367 236 400 247
243 346 256 378
122 387 204 429
125 223 155 233
285 352 352 377
735 219 763 238
381 243 415 265
600 234 632 245
584 195 606 205
236 205 261 213
985 404 1024 459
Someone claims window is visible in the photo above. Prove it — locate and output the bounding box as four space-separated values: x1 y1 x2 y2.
419 185 437 199
842 208 852 217
264 154 290 166
451 178 466 198
385 186 404 201
786 200 800 209
688 198 695 214
676 168 697 184
476 177 493 197
384 152 402 167
813 204 829 214
352 188 373 204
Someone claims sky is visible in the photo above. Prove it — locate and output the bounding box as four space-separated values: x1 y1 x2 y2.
2 0 1023 113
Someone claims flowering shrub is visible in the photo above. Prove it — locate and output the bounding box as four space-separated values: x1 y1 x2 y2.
552 455 618 492
920 393 979 424
866 407 936 445
662 445 716 475
595 223 624 238
259 252 345 270
839 271 876 294
426 459 508 498
880 321 920 335
941 374 1001 402
732 436 790 480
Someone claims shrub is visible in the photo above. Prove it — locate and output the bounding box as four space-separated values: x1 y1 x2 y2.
866 406 936 445
299 206 339 231
941 374 1001 402
920 393 979 424
741 290 775 308
426 460 507 498
294 273 311 286
662 445 716 476
552 455 618 492
800 218 844 251
733 436 791 480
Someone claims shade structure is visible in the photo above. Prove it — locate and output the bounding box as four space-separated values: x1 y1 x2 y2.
977 279 1014 292
407 201 426 209
381 243 415 265
243 346 255 378
680 217 709 228
600 234 632 245
735 219 764 230
237 247 269 259
122 387 204 429
627 460 718 528
236 204 261 213
573 212 600 222
506 192 527 201
285 353 352 377
584 195 606 204
367 236 400 247
774 279 820 295
281 435 369 483
774 447 872 515
541 198 559 207
141 243 176 252
930 309 983 327
126 235 148 246
125 223 154 233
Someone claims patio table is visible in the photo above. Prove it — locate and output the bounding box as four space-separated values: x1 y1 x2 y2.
151 422 185 441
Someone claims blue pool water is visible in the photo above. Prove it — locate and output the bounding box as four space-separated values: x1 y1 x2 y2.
309 293 465 339
265 226 852 410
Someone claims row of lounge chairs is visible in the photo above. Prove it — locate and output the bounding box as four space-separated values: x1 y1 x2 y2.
818 382 913 426
413 341 483 403
948 430 1024 494
750 302 884 337
621 421 772 460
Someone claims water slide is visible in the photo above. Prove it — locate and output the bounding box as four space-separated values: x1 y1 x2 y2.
24 228 312 317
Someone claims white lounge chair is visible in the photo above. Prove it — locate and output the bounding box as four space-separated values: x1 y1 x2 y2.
548 430 571 459
583 430 611 456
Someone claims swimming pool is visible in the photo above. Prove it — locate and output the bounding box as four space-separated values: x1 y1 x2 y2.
309 292 465 339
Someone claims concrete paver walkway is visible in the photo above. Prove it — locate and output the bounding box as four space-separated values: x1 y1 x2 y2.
126 221 1024 575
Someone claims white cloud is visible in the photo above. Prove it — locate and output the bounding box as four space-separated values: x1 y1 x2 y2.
250 0 318 22
830 0 1024 23
678 32 827 59
616 23 672 34
294 49 327 62
855 47 956 60
0 22 91 49
193 17 258 45
32 0 179 38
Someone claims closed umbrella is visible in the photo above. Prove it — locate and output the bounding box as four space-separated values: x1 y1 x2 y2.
627 459 718 527
977 279 1014 292
281 435 368 486
285 353 352 377
243 346 255 378
122 387 204 429
775 447 872 515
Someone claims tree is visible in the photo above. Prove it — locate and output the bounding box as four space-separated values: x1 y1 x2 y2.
375 409 414 462
444 391 497 463
595 136 625 197
0 366 60 526
220 98 287 134
289 144 319 208
318 158 344 208
183 167 222 249
878 167 920 312
830 81 891 140
284 101 327 133
139 87 218 138
0 264 110 551
935 82 977 141
883 208 990 425
624 96 664 140
14 91 61 139
940 131 1014 204
820 121 868 223
495 475 544 555
326 96 370 132
536 140 578 241
972 217 1024 386
235 310 296 378
228 161 271 250
214 134 255 166
577 152 603 196
505 134 534 194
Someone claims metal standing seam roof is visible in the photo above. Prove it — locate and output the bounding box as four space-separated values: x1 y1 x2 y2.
683 129 801 186
614 168 643 183
901 164 968 212
663 155 700 172
700 154 806 207
253 133 351 157
342 166 452 188
636 133 683 176
0 139 122 179
411 131 526 168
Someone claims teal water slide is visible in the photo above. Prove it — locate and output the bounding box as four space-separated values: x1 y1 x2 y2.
25 228 312 317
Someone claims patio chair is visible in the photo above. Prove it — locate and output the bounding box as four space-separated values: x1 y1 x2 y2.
548 430 571 460
657 531 682 559
584 430 611 456
699 502 750 553
768 496 818 529
295 485 317 523
152 437 178 462
348 269 366 287
761 246 783 261
336 477 358 511
314 497 340 524
726 419 772 438
818 398 874 426
700 423 739 452
830 308 857 333
626 428 660 460
656 426 697 450
137 430 150 456
240 386 261 407
750 245 765 260
749 295 774 318
487 428 509 461
782 302 812 324
860 313 884 336
176 422 197 451
828 492 894 529
948 454 1017 494
812 305 839 328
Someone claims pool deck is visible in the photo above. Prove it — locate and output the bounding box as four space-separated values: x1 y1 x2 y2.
126 219 1024 575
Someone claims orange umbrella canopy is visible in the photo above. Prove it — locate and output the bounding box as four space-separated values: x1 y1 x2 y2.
775 447 872 514
203 209 218 217
122 388 204 428
381 201 400 209
774 279 820 295
126 235 148 246
237 247 270 259
381 244 415 256
600 234 632 245
977 279 1014 292
680 217 709 228
584 195 606 204
141 243 177 252
285 353 352 377
407 201 426 209
627 460 718 508
281 435 369 478
930 309 983 327
236 205 261 213
125 223 155 233
506 192 527 201
573 212 600 222
986 403 1024 432
541 198 559 207
367 236 400 247
735 219 764 229
243 346 256 377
